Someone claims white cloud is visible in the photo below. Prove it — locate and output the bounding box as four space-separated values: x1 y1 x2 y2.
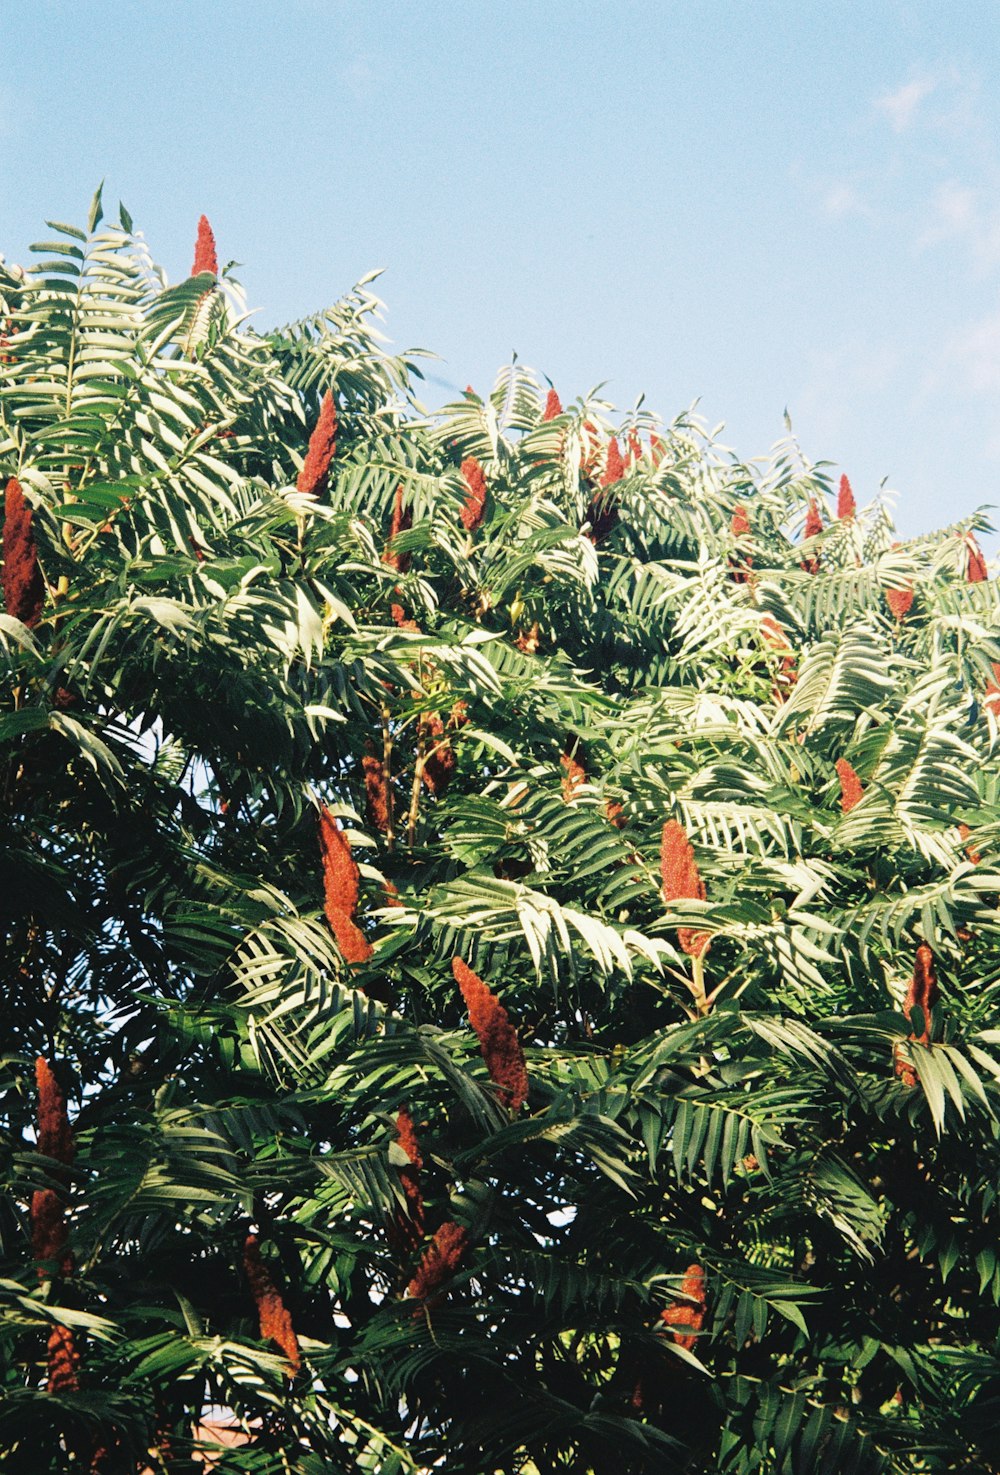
918 180 1000 272
876 75 937 133
340 54 380 100
940 309 1000 394
820 183 870 220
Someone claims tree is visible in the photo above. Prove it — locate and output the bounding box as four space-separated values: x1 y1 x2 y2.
2 188 1000 1473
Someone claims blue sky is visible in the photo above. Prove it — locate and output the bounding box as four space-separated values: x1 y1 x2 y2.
4 1 1000 543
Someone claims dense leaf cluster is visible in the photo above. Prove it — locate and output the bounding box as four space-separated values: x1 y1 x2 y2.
3 191 1000 1473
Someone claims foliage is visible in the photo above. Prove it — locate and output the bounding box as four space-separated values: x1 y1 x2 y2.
2 190 1000 1473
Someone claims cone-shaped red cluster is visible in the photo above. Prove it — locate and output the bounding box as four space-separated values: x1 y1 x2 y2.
837 474 856 520
542 388 563 421
297 391 337 498
896 944 938 1087
31 1188 72 1277
391 1109 425 1256
602 437 624 488
801 499 823 574
318 808 372 963
46 1323 80 1392
191 215 218 277
384 485 412 573
986 662 1000 715
460 457 487 531
729 504 752 583
32 1058 77 1387
885 585 914 621
966 535 988 583
760 616 797 701
581 419 601 478
452 957 529 1110
660 820 708 959
626 429 643 466
243 1236 301 1375
561 738 586 802
835 758 863 814
958 822 981 866
362 750 391 834
406 1220 469 1303
36 1057 75 1165
661 1264 707 1352
421 712 456 795
3 478 44 627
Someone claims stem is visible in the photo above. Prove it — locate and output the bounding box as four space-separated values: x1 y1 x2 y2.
406 723 426 850
381 702 395 852
691 952 708 1017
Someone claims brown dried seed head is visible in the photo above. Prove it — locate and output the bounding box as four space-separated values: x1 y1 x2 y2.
835 758 863 814
46 1323 80 1392
243 1235 301 1375
452 957 529 1110
36 1057 75 1166
319 807 360 919
406 1220 469 1303
660 820 709 959
661 1264 707 1352
297 391 337 498
3 478 45 627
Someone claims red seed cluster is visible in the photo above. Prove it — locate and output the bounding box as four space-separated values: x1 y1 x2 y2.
986 662 1000 716
515 622 540 655
660 820 709 959
46 1323 80 1393
661 1264 707 1352
318 808 372 964
191 215 218 277
966 535 988 583
605 799 626 829
243 1236 301 1375
384 486 412 573
837 474 856 520
31 1189 72 1278
391 601 421 633
406 1220 469 1303
460 458 487 531
3 478 45 627
35 1058 75 1165
760 615 797 700
904 944 937 1043
602 437 624 488
421 712 456 796
958 822 981 866
580 419 601 478
297 391 337 498
362 751 391 834
885 585 914 621
896 944 938 1087
729 504 752 582
626 429 643 465
801 500 823 573
452 957 529 1111
835 758 863 814
391 1109 425 1255
561 739 586 802
542 388 563 421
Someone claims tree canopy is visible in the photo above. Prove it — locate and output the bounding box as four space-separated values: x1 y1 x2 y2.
3 190 1000 1474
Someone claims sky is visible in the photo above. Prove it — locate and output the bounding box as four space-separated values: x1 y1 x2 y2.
4 1 1000 543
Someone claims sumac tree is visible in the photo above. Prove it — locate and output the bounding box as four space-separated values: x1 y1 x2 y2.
2 191 1000 1473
